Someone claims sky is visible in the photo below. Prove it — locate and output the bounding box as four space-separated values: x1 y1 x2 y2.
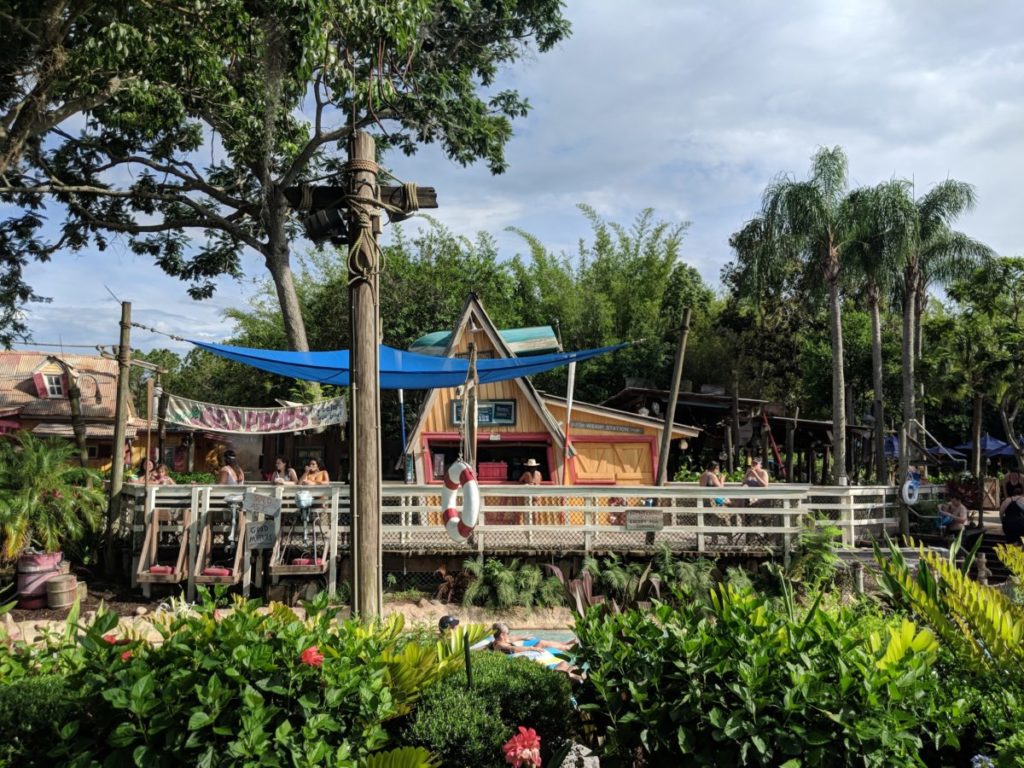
14 0 1024 355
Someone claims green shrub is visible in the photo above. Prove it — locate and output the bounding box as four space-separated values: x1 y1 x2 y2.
0 591 476 766
0 674 76 765
462 558 564 609
399 652 574 767
574 584 960 766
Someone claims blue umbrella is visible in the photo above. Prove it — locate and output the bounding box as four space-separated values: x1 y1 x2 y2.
987 439 1023 458
953 433 1009 457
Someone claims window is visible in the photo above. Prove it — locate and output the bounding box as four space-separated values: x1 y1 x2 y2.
44 374 64 397
451 399 516 426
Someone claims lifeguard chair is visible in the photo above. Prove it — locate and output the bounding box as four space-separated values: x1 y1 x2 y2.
192 493 248 592
135 486 194 597
269 490 330 577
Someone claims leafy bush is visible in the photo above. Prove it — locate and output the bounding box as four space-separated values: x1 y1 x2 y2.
0 431 105 561
0 591 469 766
462 558 564 610
0 674 75 765
168 471 218 484
574 584 959 766
398 651 573 767
786 516 842 588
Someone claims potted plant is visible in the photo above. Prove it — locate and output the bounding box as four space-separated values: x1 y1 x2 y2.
0 432 106 605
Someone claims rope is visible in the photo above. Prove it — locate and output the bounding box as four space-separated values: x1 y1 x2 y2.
130 322 188 343
345 158 379 174
299 184 313 211
402 181 418 214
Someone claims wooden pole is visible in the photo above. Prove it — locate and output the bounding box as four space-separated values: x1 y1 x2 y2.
348 131 382 619
730 370 741 472
785 407 799 482
105 301 132 576
465 343 478 469
657 308 691 486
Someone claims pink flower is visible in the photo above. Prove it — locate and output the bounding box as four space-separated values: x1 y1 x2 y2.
300 646 324 667
502 726 542 767
120 650 133 662
103 634 117 644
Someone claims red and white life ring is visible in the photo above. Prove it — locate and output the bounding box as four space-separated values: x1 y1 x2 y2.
442 460 481 544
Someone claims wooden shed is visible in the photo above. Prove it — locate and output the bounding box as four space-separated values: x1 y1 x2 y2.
403 296 699 486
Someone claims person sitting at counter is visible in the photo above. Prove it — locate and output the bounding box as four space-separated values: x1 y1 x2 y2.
299 458 330 485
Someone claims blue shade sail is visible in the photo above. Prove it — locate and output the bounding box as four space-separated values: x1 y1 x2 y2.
190 341 628 390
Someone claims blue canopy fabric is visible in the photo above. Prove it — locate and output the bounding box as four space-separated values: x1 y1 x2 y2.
924 445 966 460
953 433 1010 457
191 340 628 390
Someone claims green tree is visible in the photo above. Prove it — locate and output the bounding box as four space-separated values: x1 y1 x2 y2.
751 146 859 484
898 180 991 476
2 0 570 351
846 180 917 482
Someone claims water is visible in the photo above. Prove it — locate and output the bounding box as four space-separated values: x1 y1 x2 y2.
518 628 576 643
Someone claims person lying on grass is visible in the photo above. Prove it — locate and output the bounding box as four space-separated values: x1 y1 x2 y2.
491 622 584 682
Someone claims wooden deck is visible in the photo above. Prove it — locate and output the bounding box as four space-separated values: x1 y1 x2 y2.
119 481 918 596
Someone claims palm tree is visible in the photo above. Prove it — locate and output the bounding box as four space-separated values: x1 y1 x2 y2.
0 431 105 561
760 146 858 484
846 181 917 483
899 180 992 477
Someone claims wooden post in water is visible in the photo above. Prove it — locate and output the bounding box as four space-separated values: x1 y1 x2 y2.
657 308 691 486
105 301 132 576
348 131 383 619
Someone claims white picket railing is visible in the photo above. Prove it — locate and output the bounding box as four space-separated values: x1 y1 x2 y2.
121 481 918 595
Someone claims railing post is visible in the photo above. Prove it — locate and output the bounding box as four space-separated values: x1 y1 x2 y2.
976 553 990 587
329 485 340 596
853 561 865 594
782 501 792 567
843 489 856 547
696 497 706 553
584 496 593 554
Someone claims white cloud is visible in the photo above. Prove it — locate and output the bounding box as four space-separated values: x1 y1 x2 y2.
14 0 1024 349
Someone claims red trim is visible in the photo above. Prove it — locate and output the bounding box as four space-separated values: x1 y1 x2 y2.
567 435 659 485
32 372 46 399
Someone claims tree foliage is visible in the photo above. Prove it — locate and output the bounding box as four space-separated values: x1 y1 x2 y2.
0 0 571 350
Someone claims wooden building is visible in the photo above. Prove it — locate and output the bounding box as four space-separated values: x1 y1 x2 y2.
403 296 699 486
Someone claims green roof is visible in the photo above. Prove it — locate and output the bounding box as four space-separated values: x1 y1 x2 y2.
409 326 560 357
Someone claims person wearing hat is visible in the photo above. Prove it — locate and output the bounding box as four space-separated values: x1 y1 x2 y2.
519 458 543 485
743 457 769 488
217 449 245 485
438 615 461 633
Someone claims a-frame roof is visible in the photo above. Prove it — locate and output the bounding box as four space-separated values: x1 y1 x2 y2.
404 294 567 453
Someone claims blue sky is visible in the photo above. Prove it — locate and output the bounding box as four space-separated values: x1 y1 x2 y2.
15 0 1024 355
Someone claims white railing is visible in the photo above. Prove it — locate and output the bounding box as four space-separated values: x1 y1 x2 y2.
121 482 915 593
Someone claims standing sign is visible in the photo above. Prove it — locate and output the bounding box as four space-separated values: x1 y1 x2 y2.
625 510 665 532
246 521 275 550
243 492 282 519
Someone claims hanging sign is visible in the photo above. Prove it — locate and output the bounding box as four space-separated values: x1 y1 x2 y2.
243 492 282 519
164 394 346 434
246 521 276 550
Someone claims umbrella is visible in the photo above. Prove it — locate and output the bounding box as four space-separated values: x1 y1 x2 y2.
986 439 1023 458
953 433 1009 457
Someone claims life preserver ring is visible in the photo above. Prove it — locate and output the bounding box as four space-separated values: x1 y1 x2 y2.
901 479 919 505
441 460 481 544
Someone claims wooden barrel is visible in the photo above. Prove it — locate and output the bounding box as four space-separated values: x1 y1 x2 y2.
16 551 64 608
46 574 78 609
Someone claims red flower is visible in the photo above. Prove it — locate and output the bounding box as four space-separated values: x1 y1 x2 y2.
300 646 324 667
502 726 542 767
103 634 117 644
120 650 133 662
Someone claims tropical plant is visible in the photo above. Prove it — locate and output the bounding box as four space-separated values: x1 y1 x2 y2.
785 516 842 589
461 558 563 610
874 536 1024 687
845 180 917 482
898 179 992 473
574 583 958 766
0 431 105 561
736 147 860 483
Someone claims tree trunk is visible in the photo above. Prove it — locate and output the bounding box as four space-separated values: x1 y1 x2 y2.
914 285 927 435
900 273 917 482
972 394 983 478
869 294 887 484
828 278 847 484
265 188 310 352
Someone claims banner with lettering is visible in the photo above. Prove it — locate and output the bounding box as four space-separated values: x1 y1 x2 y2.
164 394 347 434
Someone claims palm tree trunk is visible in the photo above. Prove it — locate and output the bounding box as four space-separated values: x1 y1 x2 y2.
828 279 847 484
914 286 927 434
900 277 916 482
869 295 886 484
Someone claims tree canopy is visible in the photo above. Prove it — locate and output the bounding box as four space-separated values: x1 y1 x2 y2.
0 0 571 349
